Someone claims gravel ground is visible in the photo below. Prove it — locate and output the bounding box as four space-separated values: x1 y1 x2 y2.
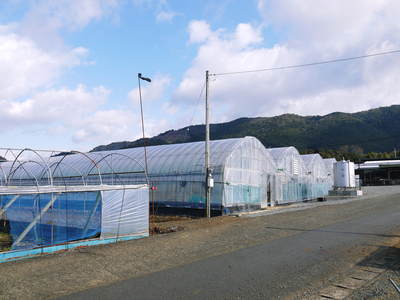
351 269 400 299
348 240 400 300
0 186 399 299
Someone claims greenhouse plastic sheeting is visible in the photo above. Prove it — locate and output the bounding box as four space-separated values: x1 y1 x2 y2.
323 158 337 189
221 137 276 211
301 154 330 199
1 192 101 250
0 137 336 215
101 187 148 239
272 151 333 203
266 147 309 204
0 187 149 252
6 136 277 214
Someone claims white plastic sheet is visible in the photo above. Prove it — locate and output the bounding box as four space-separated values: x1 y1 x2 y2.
100 187 149 239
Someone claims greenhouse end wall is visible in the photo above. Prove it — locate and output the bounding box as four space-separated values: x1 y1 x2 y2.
222 137 277 212
266 147 310 205
301 154 331 200
0 185 149 261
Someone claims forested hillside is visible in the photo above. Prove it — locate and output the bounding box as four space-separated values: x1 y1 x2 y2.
91 105 400 160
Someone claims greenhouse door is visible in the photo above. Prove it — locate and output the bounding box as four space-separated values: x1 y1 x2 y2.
267 176 272 206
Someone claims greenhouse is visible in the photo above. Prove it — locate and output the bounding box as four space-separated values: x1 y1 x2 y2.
0 148 149 261
301 154 330 199
91 136 279 214
323 158 337 189
0 136 278 220
266 147 308 204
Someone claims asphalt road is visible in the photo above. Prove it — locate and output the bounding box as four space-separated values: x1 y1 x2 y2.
62 192 400 300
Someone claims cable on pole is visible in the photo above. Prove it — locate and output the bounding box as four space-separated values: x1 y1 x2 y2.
210 49 400 77
188 81 207 126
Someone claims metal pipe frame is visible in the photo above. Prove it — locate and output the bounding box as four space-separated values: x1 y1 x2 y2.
40 161 86 186
0 147 148 188
87 152 148 186
7 160 48 187
51 151 103 186
7 149 53 186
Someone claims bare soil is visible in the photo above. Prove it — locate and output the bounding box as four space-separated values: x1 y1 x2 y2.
0 186 399 299
149 214 240 234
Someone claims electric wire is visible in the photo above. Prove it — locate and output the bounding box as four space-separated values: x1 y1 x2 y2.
188 81 206 126
211 49 400 76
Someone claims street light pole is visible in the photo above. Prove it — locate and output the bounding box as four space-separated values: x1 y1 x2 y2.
205 70 213 218
137 73 152 215
137 73 151 177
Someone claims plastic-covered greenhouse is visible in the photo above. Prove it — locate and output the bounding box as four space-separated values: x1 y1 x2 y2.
92 136 278 214
0 139 338 262
301 154 330 199
323 158 337 189
266 147 308 204
0 149 149 262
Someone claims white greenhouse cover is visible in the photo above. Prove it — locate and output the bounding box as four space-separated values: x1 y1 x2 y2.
323 158 337 175
0 137 278 212
266 146 306 176
301 154 328 178
0 137 337 213
101 186 149 239
0 137 274 182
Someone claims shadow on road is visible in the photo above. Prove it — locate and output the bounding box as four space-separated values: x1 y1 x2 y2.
356 245 400 271
264 226 400 239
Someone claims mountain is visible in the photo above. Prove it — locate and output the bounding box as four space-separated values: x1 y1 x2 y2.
91 105 400 154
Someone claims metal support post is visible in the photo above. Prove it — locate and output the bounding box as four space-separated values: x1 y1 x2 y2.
205 70 212 218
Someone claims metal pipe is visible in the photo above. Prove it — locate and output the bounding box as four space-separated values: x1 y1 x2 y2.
13 193 60 247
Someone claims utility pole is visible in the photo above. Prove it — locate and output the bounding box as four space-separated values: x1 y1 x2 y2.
205 70 213 218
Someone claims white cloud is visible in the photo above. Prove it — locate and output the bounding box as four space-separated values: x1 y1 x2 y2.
175 1 400 124
0 29 88 100
0 1 125 149
0 84 145 148
72 109 135 144
0 1 119 101
0 85 109 127
72 108 170 146
188 20 213 44
234 23 263 47
24 0 119 31
156 10 179 22
16 0 121 50
133 0 181 23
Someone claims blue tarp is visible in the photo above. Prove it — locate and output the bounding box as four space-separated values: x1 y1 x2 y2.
0 192 101 250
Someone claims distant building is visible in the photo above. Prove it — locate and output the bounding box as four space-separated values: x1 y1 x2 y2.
356 159 400 185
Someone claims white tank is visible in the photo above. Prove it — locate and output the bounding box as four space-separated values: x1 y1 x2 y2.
334 160 356 188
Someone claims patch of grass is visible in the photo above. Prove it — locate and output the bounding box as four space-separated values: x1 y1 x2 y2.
0 232 11 241
0 219 13 252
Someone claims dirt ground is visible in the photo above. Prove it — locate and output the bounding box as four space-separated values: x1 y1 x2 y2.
149 214 240 234
0 186 399 299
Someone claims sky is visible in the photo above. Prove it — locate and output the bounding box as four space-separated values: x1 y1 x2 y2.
1 0 400 151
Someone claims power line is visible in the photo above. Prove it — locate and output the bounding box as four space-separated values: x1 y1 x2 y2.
211 49 400 77
188 81 206 126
